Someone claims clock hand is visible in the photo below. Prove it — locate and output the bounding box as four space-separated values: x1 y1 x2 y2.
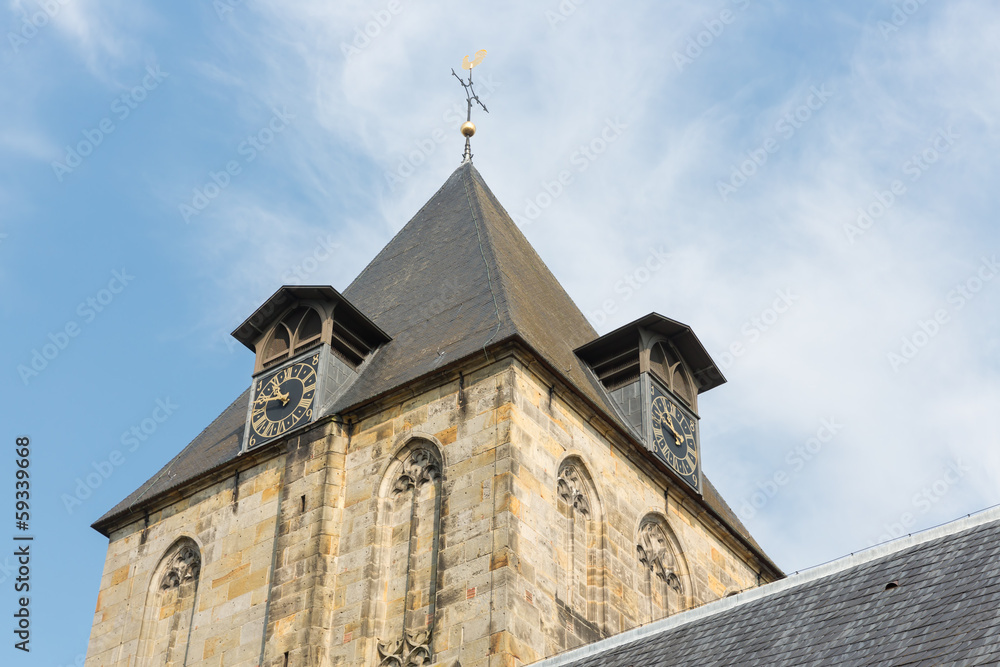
263 386 290 407
274 387 290 406
665 420 683 445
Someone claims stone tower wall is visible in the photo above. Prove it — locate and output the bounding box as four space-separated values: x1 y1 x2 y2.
85 350 770 667
500 361 768 663
83 453 285 667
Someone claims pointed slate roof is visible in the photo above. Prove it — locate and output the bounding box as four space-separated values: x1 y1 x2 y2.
329 161 605 413
93 162 772 572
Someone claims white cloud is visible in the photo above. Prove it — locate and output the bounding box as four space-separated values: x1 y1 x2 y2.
153 0 1000 571
50 0 154 80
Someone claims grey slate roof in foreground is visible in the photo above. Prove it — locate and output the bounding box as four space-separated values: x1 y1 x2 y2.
92 163 768 566
534 507 1000 667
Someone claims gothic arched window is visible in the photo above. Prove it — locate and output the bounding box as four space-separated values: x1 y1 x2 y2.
556 458 604 635
262 306 324 369
635 515 686 623
374 442 443 667
649 342 696 410
136 537 202 667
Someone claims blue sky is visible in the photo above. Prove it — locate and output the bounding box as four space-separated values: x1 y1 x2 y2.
2 0 999 664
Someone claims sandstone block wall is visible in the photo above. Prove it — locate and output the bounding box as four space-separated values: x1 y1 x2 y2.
500 362 769 663
85 351 772 667
84 455 283 667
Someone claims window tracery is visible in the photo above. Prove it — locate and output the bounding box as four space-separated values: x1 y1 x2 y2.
636 515 685 623
556 459 603 631
137 538 202 667
263 306 324 369
375 443 443 667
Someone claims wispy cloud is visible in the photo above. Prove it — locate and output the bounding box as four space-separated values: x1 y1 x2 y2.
155 0 1000 572
6 0 999 579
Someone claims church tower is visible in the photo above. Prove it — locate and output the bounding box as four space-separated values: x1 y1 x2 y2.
84 160 780 667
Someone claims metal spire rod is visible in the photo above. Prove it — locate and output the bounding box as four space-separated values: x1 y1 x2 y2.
452 49 488 163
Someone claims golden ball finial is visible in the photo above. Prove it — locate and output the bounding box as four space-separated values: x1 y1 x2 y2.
461 121 476 137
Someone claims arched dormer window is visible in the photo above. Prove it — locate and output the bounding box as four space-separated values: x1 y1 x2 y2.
649 342 696 409
262 306 324 369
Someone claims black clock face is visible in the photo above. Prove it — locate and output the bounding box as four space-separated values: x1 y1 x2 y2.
248 354 319 448
650 382 700 491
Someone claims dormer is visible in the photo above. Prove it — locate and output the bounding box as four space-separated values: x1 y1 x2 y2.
232 285 390 451
575 313 725 494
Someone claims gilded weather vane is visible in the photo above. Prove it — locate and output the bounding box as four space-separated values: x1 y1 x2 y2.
451 49 488 163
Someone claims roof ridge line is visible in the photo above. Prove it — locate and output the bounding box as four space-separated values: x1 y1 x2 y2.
125 391 247 507
94 388 250 527
530 504 1000 667
460 163 505 358
465 165 598 341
